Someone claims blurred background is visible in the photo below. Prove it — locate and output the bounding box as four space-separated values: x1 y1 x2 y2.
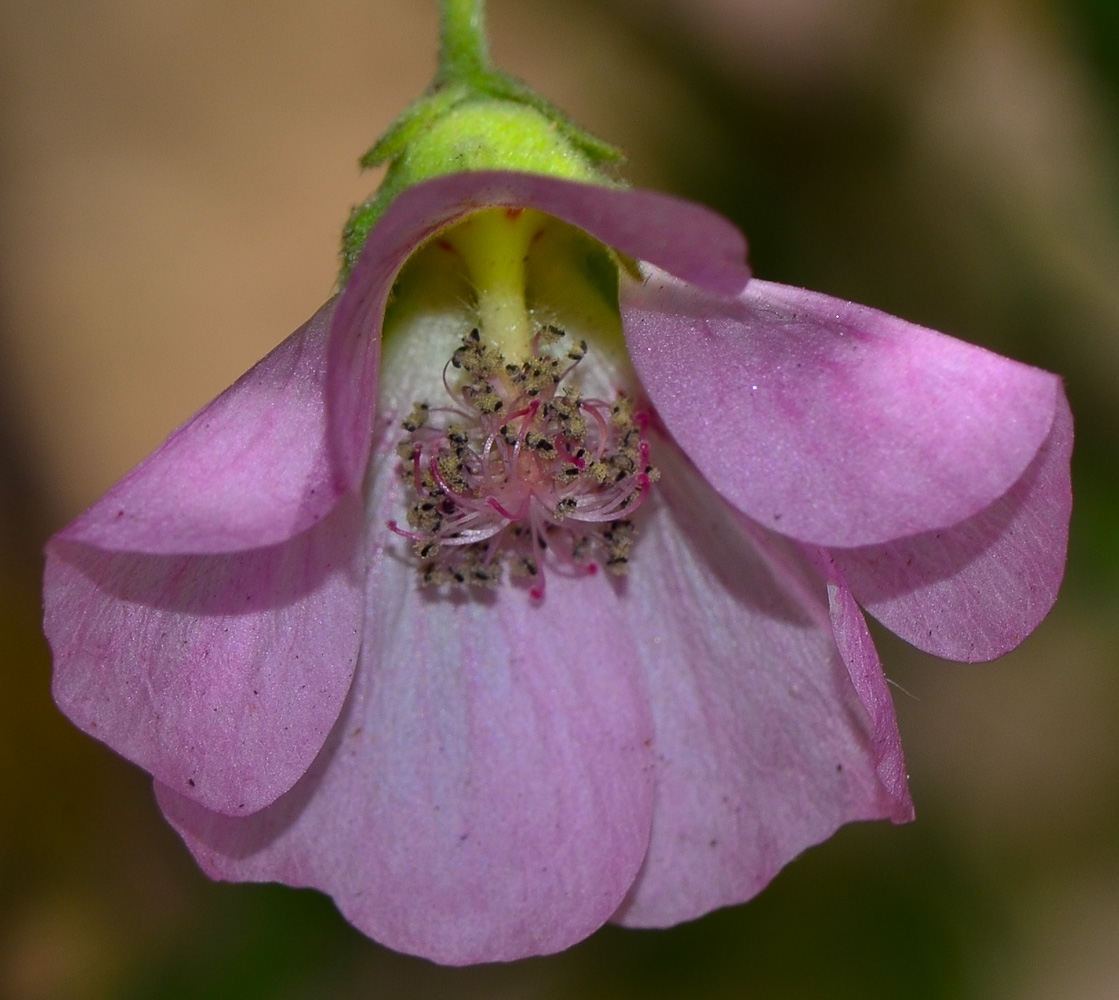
1 0 1117 996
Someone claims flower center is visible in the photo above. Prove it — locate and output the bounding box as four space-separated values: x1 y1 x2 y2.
388 326 658 600
381 206 657 600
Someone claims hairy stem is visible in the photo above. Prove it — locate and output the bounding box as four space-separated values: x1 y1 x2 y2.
438 0 490 84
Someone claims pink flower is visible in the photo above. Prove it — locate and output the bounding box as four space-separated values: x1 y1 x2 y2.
44 171 1071 965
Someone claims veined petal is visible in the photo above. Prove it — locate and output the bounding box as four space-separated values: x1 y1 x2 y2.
155 424 656 965
329 171 752 494
830 390 1073 661
623 270 1061 548
46 494 365 815
58 300 343 554
614 444 909 929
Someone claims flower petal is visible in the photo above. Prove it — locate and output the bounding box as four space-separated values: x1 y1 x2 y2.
623 270 1061 547
329 172 752 496
58 299 344 554
829 389 1073 661
154 435 656 965
823 573 912 808
613 444 910 929
46 493 364 815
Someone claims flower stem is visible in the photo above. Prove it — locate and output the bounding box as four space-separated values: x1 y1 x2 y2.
438 0 490 85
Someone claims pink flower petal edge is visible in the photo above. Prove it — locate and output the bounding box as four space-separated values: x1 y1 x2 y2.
46 302 366 814
612 444 911 929
823 575 911 808
830 391 1073 661
154 437 656 965
46 492 365 815
57 301 343 555
623 269 1062 549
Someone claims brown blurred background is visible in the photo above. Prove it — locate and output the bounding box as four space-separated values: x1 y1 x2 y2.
1 1 1117 997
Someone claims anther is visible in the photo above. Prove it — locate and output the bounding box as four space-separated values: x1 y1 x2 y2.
391 329 658 598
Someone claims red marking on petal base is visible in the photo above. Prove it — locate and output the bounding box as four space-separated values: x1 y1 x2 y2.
389 328 658 597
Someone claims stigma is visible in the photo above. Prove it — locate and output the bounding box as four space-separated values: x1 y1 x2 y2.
388 326 659 600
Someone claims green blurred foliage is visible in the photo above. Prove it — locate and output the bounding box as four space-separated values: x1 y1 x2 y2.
1070 0 1119 96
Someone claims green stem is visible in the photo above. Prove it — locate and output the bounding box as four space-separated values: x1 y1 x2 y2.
437 0 490 84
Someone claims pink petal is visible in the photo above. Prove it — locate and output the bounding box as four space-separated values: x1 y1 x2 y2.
58 300 345 554
154 438 656 965
623 270 1061 548
829 389 1073 661
822 571 912 808
329 171 752 497
46 493 364 815
613 444 910 929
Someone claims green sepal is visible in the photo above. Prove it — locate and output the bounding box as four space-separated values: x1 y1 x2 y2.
340 96 623 280
362 71 622 172
360 84 473 169
339 0 625 283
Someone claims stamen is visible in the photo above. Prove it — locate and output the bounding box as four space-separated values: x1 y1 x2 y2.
390 327 657 599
